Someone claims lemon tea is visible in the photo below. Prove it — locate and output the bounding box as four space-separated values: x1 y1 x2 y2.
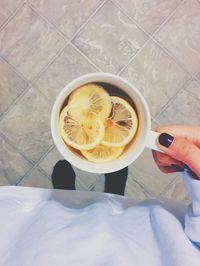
59 82 139 162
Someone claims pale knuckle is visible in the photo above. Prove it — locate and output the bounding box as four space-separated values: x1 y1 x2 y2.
173 138 193 161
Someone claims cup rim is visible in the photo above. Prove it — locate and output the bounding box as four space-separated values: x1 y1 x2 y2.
51 72 151 173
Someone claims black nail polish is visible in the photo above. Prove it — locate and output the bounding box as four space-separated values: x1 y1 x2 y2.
171 164 184 172
159 133 174 148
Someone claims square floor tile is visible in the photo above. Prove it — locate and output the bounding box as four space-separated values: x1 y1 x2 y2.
162 176 190 204
121 40 189 117
0 5 66 80
0 58 28 116
129 148 179 196
29 0 101 38
73 0 148 73
33 44 96 102
0 87 53 162
0 0 23 27
185 79 200 101
0 135 32 184
197 72 200 80
18 167 52 189
114 0 181 34
155 0 200 75
125 177 150 200
156 89 200 124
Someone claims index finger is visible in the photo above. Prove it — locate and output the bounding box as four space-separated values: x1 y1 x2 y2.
155 125 200 147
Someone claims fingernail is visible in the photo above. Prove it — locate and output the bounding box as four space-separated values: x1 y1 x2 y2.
159 133 174 148
171 164 184 172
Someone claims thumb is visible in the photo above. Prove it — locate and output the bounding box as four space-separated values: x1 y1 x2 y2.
158 133 200 178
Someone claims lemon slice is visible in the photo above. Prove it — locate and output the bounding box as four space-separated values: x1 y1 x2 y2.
81 145 124 162
101 96 138 147
68 83 111 123
59 105 105 150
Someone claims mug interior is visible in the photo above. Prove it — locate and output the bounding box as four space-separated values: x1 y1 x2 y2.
51 73 151 173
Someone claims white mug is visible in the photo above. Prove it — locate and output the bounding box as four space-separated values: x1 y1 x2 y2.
51 73 161 174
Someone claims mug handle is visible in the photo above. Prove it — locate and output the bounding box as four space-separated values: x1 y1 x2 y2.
145 130 164 153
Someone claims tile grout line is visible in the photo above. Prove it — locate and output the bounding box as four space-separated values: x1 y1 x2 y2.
28 0 107 43
0 116 55 173
154 78 193 120
151 0 184 38
0 80 53 122
128 173 154 198
194 73 200 81
111 0 153 76
0 55 29 83
193 75 200 82
116 0 188 76
110 0 151 39
118 39 191 85
70 0 108 42
30 1 106 83
70 42 102 72
183 75 200 100
0 1 26 32
0 85 30 122
154 75 194 121
16 144 55 185
0 131 35 167
30 43 70 84
150 0 193 77
68 0 109 72
27 2 68 41
117 36 151 75
158 176 180 197
0 3 69 85
151 37 192 77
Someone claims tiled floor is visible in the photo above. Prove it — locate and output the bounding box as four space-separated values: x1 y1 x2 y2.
0 0 200 203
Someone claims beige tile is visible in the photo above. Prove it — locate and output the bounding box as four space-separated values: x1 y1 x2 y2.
87 177 104 193
197 72 200 80
125 177 150 200
114 0 181 34
0 87 53 162
0 136 32 184
0 0 23 27
39 147 64 176
0 5 66 80
121 40 189 117
157 89 200 124
18 167 52 189
0 58 28 115
73 167 104 192
155 0 200 75
162 176 190 204
185 78 200 100
73 0 148 73
129 148 179 196
33 44 96 102
0 176 10 186
29 0 101 38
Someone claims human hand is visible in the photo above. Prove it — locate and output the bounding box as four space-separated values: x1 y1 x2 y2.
152 125 200 179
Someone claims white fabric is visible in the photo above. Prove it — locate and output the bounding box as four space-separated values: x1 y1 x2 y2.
0 172 199 266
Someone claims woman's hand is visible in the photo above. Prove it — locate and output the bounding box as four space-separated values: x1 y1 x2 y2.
152 125 200 179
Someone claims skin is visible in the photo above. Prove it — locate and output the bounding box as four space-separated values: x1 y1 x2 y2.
152 125 200 179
